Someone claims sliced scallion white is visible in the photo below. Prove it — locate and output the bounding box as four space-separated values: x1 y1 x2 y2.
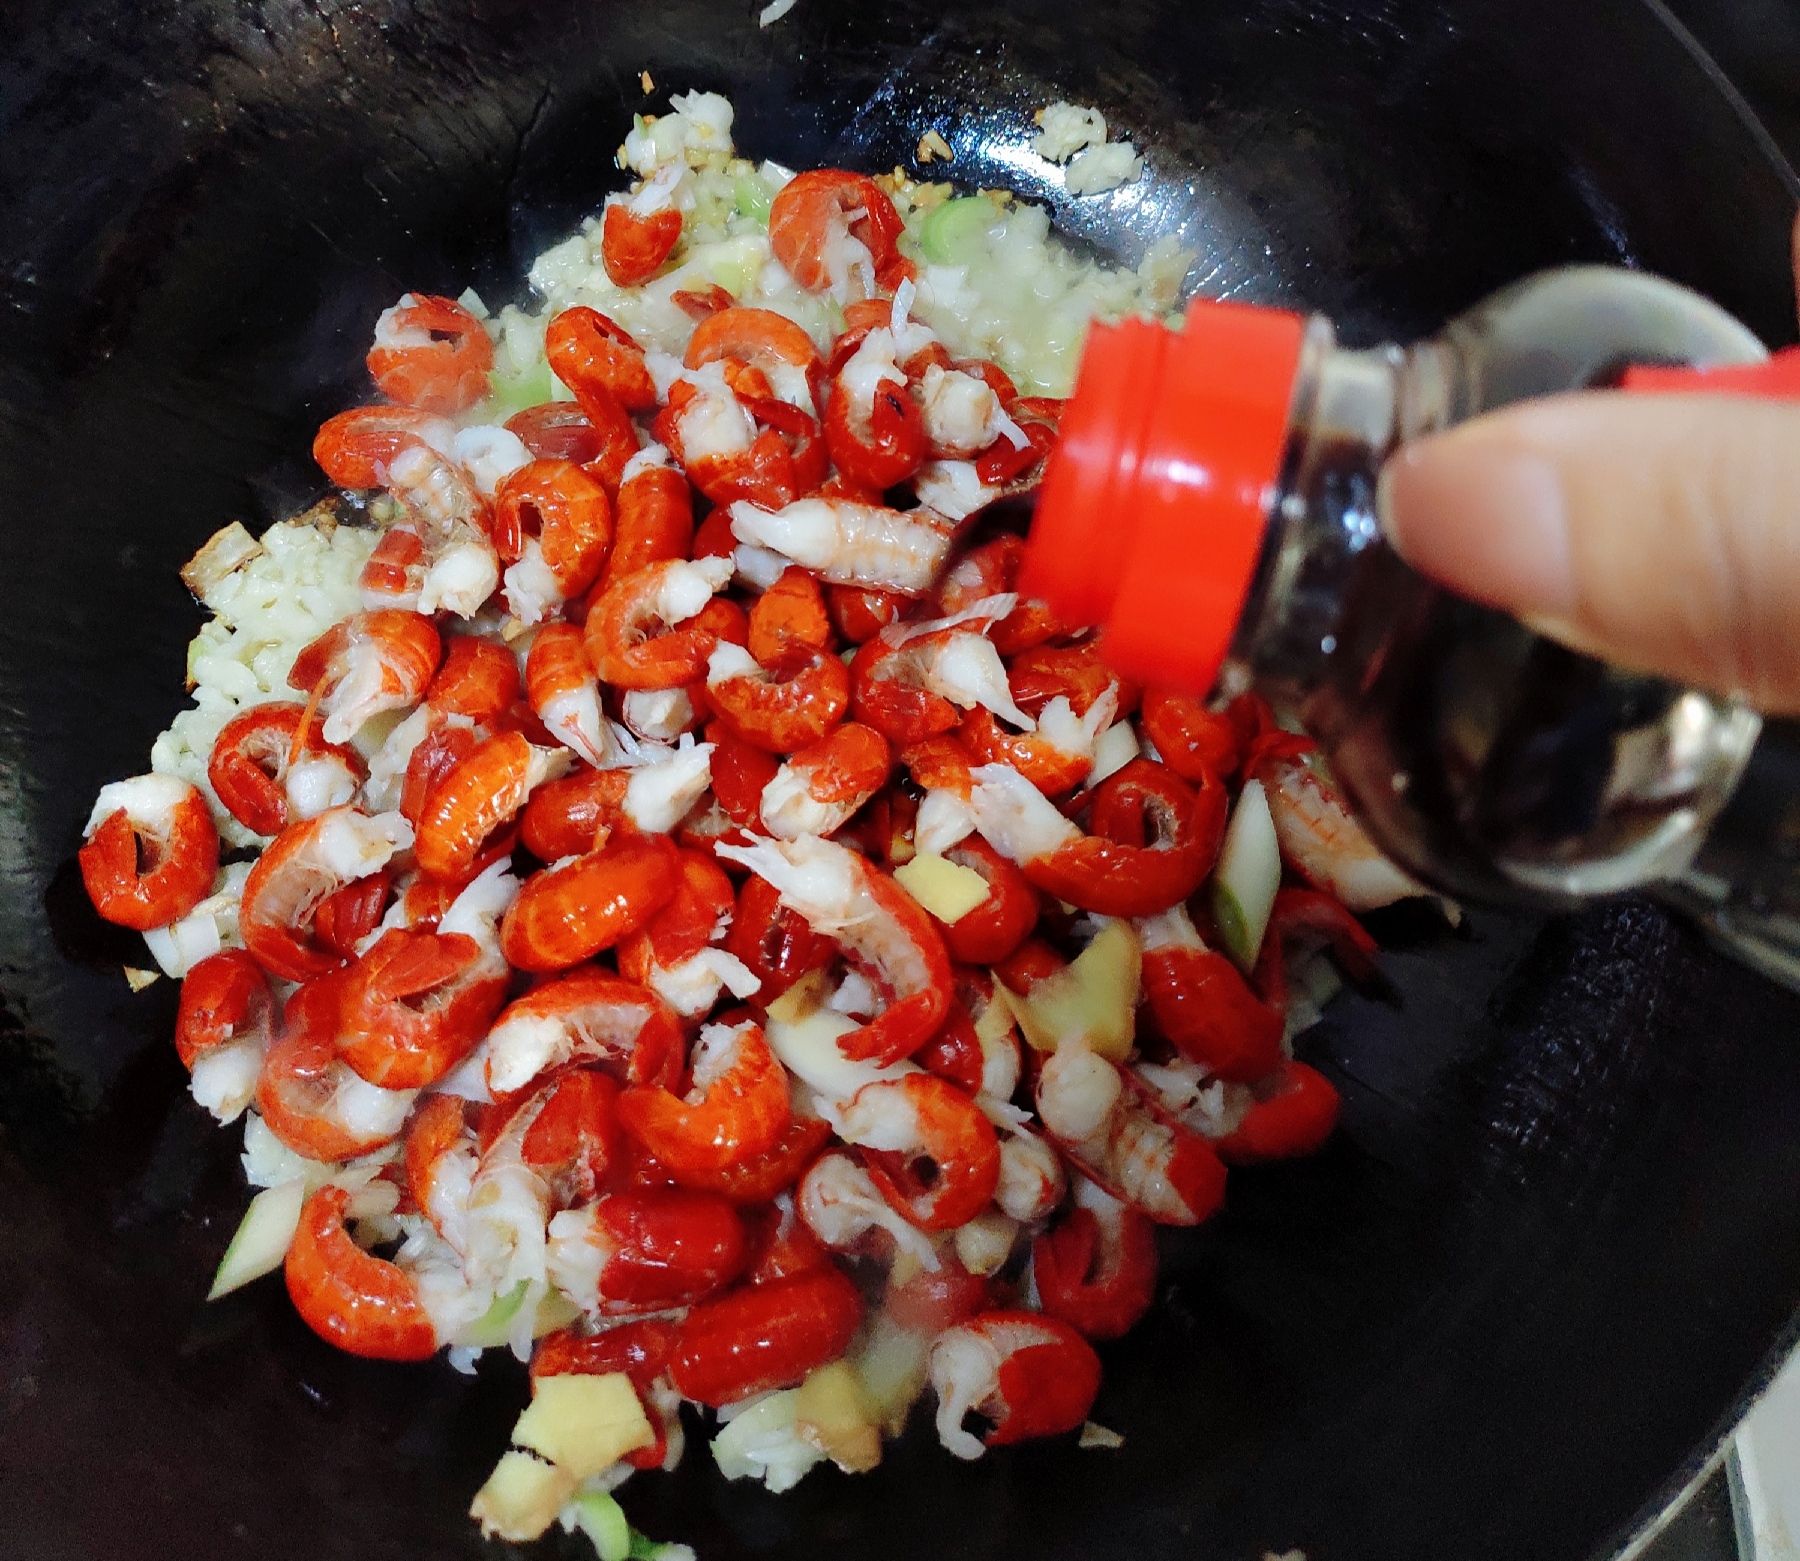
207 1179 306 1300
1211 777 1280 970
1087 720 1140 786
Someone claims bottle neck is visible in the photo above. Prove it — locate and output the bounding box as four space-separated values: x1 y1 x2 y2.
1226 323 1450 694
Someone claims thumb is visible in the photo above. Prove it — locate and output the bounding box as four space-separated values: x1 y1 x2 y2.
1378 394 1800 714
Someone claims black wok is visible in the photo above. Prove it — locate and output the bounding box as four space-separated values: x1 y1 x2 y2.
3 2 1799 1559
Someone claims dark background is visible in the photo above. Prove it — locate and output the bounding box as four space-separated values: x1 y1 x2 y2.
1532 9 1800 1559
1673 0 1800 158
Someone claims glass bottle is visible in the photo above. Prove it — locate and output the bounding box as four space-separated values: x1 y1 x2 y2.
1025 267 1800 986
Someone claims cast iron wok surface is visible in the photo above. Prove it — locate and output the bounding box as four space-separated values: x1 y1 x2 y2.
2 1 1799 1558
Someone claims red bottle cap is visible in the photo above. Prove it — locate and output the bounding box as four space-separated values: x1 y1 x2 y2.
1024 297 1307 692
1619 344 1800 396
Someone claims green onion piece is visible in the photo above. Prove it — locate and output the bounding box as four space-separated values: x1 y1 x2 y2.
919 196 994 264
483 357 556 420
453 1281 531 1350
570 1491 632 1561
697 235 765 296
733 172 773 224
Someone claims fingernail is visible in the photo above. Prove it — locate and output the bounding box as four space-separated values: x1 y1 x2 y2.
1377 435 1576 617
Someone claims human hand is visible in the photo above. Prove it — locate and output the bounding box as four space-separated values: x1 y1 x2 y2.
1378 212 1800 715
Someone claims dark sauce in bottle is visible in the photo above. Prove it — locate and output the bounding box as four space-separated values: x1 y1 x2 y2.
1226 269 1766 908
